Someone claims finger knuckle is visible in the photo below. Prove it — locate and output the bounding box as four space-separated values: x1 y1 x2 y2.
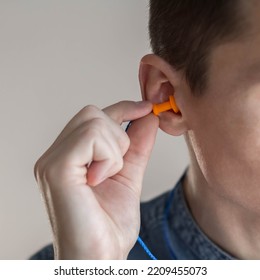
81 104 100 115
33 160 41 181
34 159 47 181
81 117 107 138
33 156 59 185
91 117 107 128
115 100 128 107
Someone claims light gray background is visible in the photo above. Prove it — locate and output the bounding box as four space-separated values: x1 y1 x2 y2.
0 0 189 259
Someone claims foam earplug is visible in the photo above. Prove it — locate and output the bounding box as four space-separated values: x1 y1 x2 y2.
152 95 179 116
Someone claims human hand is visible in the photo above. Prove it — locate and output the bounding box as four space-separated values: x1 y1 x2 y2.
34 100 159 259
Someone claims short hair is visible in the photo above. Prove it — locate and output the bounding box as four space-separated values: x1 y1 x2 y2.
149 0 248 94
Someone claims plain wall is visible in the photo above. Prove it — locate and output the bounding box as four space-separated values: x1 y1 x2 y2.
0 0 189 259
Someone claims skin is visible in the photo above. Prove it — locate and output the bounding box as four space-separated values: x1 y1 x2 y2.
35 1 260 260
139 1 260 259
34 101 159 259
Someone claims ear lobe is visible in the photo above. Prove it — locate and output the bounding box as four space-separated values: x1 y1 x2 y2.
138 54 189 136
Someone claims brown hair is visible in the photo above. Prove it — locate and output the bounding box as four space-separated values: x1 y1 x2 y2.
149 0 247 94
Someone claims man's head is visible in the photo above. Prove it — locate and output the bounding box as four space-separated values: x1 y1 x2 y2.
149 0 248 94
139 0 260 212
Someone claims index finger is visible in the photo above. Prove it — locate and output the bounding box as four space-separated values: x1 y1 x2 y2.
102 100 153 124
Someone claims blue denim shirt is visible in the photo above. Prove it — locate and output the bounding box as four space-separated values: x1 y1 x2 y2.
30 171 235 260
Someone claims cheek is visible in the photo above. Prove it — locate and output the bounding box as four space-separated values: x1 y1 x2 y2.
187 122 239 185
232 84 260 162
188 88 260 201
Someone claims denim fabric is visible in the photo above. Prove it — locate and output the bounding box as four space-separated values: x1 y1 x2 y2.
128 171 234 260
30 171 234 260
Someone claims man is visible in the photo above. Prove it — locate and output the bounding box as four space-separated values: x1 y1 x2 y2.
32 0 260 259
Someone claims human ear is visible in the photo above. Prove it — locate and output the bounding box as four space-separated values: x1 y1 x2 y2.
139 54 189 136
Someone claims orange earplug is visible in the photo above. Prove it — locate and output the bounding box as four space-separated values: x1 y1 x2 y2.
152 95 179 116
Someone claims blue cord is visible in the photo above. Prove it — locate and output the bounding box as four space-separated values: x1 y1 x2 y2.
125 120 177 260
137 236 157 260
137 185 177 260
125 121 132 131
125 121 157 260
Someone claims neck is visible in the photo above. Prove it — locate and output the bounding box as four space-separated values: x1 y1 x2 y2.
183 165 260 260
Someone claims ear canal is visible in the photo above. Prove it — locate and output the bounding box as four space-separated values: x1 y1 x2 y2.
152 95 179 116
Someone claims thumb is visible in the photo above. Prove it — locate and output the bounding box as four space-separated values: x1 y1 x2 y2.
115 113 159 196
